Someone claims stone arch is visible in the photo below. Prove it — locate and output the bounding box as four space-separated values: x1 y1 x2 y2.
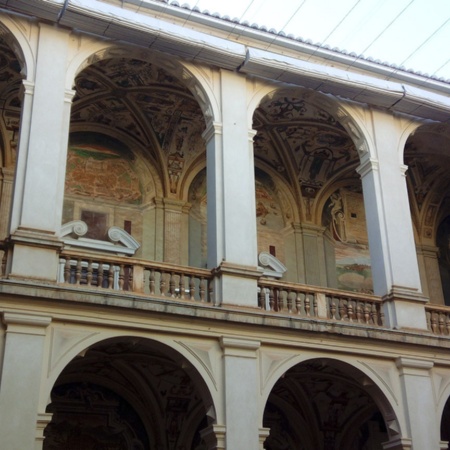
260 355 403 444
42 332 220 449
43 332 218 414
0 16 34 81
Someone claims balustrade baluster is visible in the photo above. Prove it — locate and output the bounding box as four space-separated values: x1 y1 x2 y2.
330 297 336 319
356 301 362 323
75 259 82 285
305 294 311 317
200 277 206 302
149 269 155 294
313 294 318 317
269 287 275 311
295 292 302 315
98 263 104 288
208 281 213 304
338 299 345 321
189 276 195 301
160 271 167 296
108 264 114 289
287 291 293 313
179 274 185 300
168 272 176 297
439 313 446 335
347 299 354 322
64 257 71 283
431 313 438 334
370 303 377 325
446 314 450 335
364 303 370 324
118 264 125 290
86 260 93 286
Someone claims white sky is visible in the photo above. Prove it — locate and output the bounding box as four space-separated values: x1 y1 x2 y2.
187 0 450 80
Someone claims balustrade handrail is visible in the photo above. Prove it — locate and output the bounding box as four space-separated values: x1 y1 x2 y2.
258 277 381 302
60 248 212 278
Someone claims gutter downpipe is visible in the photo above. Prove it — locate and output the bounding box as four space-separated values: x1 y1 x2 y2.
57 0 70 23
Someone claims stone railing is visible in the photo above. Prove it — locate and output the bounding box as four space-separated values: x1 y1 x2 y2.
258 278 384 326
426 304 450 336
59 250 213 303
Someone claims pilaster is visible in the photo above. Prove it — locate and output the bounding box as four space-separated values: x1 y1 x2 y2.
395 357 439 450
220 337 260 450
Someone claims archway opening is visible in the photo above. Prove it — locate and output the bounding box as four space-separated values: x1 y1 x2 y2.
64 55 207 266
44 337 215 450
441 396 450 449
263 359 394 450
253 90 371 291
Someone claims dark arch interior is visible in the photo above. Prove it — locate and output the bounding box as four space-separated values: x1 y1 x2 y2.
263 359 390 450
44 337 213 450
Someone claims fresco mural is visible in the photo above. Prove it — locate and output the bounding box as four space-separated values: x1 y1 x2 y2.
324 188 373 293
65 132 142 204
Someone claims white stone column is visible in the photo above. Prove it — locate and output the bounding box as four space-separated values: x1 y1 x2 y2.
395 358 439 450
221 337 260 450
204 70 261 307
0 312 51 450
357 110 427 329
8 24 74 281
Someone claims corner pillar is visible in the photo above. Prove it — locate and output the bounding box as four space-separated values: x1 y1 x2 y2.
0 312 51 450
7 24 74 282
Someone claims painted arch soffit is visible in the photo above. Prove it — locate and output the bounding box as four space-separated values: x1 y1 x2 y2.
404 123 450 241
253 92 360 220
71 56 207 196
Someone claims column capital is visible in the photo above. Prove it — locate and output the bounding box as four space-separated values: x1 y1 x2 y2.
356 156 379 178
220 337 260 357
2 312 51 335
202 121 223 141
396 357 434 373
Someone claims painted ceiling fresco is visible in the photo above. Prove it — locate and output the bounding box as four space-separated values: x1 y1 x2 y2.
71 57 206 195
253 94 359 206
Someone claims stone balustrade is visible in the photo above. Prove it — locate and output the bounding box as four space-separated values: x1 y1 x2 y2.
59 250 213 303
258 278 384 326
426 304 450 335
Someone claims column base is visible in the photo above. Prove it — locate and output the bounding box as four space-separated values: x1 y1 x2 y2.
6 228 63 282
382 286 428 330
382 437 412 450
211 261 263 307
